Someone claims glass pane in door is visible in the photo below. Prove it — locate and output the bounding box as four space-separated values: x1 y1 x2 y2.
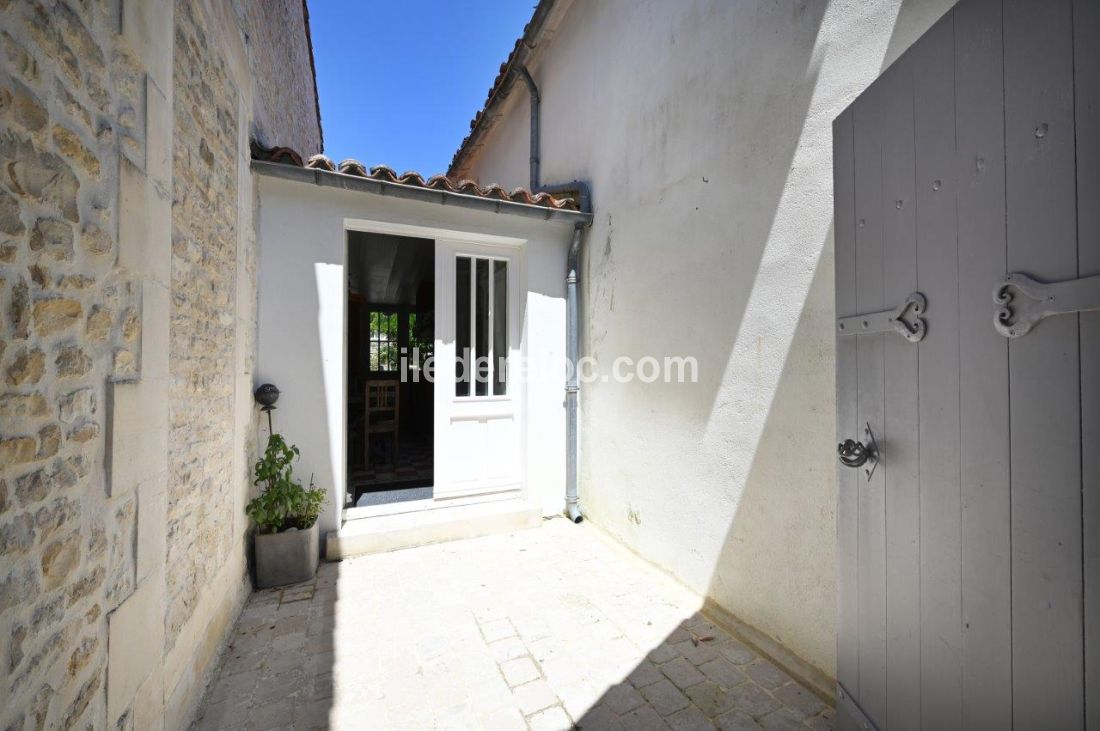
455 256 470 396
493 260 507 395
474 258 489 396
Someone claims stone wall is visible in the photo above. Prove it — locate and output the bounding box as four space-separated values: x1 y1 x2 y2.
0 0 321 728
233 0 323 154
165 0 242 654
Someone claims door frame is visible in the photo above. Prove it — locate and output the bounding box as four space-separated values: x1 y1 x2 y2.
341 217 528 522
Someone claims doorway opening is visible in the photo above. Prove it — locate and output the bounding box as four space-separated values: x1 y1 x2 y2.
346 232 434 508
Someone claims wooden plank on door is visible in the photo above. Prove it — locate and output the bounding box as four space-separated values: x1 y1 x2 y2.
833 109 861 707
913 14 963 730
879 55 921 731
1004 0 1083 726
954 1 1012 727
853 80 888 727
1074 0 1100 726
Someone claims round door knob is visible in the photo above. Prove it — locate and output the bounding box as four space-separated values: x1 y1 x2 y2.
838 438 871 468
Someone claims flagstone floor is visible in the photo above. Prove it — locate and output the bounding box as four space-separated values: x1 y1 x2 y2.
192 520 834 730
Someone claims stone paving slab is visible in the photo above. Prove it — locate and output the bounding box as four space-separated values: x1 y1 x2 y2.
192 520 834 730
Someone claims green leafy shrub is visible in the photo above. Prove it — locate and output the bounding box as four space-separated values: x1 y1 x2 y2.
247 434 325 533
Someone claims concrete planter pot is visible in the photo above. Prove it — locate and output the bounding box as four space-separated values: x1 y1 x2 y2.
254 521 319 589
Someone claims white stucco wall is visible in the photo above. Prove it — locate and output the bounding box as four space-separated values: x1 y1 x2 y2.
456 0 958 677
254 174 576 536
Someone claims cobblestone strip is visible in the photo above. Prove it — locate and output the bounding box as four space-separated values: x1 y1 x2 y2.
577 613 834 730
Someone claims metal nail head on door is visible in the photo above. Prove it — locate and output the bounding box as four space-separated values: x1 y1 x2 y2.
836 291 927 343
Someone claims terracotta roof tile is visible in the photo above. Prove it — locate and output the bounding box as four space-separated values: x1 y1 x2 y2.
251 142 578 211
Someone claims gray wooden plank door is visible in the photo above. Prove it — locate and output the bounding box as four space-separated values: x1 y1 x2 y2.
832 0 1098 728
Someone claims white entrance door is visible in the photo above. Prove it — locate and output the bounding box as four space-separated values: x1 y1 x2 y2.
433 240 523 500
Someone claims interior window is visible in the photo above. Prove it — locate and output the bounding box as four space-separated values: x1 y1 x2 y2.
369 311 398 371
455 255 507 397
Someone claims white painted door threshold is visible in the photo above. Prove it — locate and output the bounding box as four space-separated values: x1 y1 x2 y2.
325 497 541 559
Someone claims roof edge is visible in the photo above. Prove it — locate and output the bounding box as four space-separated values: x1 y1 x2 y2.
302 0 323 152
251 160 593 224
447 0 562 177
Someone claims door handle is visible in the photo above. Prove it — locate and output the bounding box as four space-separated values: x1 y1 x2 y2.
838 422 878 481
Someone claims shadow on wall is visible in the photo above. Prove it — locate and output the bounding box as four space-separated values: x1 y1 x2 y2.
578 0 833 672
703 240 836 677
884 0 956 71
692 0 961 682
579 0 959 681
582 0 829 421
254 248 341 534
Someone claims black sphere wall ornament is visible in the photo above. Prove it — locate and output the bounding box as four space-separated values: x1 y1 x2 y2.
254 383 280 433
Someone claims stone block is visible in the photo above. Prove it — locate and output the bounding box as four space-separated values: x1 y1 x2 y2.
41 531 81 589
105 378 168 497
743 659 792 691
105 492 137 610
107 576 164 726
527 705 571 731
145 76 171 191
138 281 169 380
85 305 111 340
0 391 47 417
660 657 707 690
54 344 92 378
0 188 26 236
5 347 44 386
32 297 82 336
684 681 738 718
499 656 541 688
511 679 559 716
640 677 690 717
0 436 37 464
80 223 112 256
121 0 173 92
118 160 171 285
132 666 165 731
29 217 74 260
51 124 100 178
58 387 95 424
117 71 146 171
603 682 646 715
136 478 167 583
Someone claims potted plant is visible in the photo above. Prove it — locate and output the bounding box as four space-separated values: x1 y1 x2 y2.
247 434 326 588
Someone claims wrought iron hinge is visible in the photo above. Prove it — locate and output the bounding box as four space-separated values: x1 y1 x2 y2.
994 272 1100 338
837 292 927 343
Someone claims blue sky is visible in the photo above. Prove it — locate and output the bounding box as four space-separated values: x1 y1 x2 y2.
308 1 535 175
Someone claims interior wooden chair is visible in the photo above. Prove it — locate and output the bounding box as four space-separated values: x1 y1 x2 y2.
365 380 399 468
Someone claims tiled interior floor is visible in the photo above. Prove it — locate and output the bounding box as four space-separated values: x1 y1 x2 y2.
193 520 834 730
350 439 433 505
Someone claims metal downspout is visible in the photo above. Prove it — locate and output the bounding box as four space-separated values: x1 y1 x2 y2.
520 66 590 523
519 67 540 191
565 222 583 523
